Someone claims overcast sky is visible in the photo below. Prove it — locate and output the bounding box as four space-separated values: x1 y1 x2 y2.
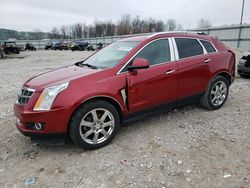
0 0 249 32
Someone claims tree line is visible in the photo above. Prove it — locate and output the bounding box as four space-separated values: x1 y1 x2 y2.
49 15 212 39
0 15 213 40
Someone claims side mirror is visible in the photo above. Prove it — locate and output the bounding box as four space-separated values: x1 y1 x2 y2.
127 58 150 71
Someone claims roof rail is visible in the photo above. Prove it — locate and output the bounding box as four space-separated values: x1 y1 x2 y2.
147 31 207 38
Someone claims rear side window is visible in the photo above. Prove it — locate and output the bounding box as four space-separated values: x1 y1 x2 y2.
200 40 216 53
135 39 171 65
175 38 204 59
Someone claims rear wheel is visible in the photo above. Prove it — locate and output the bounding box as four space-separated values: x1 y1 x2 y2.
200 76 229 110
69 100 120 149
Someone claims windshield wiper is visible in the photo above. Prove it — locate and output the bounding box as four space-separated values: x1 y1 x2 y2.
75 61 98 69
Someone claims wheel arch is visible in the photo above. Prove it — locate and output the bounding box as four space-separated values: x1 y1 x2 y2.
215 71 232 85
67 96 124 134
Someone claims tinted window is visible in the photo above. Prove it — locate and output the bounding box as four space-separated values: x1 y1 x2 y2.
135 39 171 65
200 40 216 53
175 38 204 59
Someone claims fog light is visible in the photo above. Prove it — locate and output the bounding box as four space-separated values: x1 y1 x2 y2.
27 122 45 130
34 123 44 130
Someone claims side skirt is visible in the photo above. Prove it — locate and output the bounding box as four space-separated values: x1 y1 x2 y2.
122 93 204 124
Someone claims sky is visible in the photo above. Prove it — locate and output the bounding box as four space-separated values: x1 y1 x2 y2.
0 0 250 32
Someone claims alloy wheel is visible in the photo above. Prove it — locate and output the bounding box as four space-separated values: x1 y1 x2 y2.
210 81 227 106
79 108 115 145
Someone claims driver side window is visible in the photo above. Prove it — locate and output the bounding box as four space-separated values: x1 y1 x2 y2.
135 39 171 65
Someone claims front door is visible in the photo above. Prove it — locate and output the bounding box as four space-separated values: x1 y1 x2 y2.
126 38 178 113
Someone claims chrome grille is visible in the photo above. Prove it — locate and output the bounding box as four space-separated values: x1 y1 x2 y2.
17 87 35 105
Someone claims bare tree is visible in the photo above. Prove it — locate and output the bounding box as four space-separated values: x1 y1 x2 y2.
132 15 141 34
105 21 116 36
165 19 177 31
82 24 88 38
117 14 131 35
60 25 67 39
50 27 60 39
74 23 83 38
88 25 95 38
148 18 156 32
155 20 165 32
197 19 212 29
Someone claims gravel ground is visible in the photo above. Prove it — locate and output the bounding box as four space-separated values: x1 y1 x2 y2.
0 50 249 188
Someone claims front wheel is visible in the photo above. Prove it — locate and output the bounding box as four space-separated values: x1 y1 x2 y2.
69 100 120 149
200 75 229 110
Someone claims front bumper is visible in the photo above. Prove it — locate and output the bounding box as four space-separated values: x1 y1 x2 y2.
238 64 250 76
14 102 71 138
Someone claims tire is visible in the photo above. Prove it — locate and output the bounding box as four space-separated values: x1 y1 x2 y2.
69 100 120 149
239 74 250 78
200 75 229 110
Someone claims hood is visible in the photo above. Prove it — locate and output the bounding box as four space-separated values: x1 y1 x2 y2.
24 65 98 91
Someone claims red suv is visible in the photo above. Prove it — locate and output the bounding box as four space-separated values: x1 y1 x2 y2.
14 32 235 149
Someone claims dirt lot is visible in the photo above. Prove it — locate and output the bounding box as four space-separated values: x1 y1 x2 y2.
0 50 249 188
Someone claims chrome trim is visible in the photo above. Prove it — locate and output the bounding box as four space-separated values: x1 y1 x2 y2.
169 37 175 61
197 39 208 54
22 87 35 92
80 95 123 111
116 37 175 75
204 59 212 63
165 70 176 75
171 37 179 60
120 89 127 106
16 87 35 105
147 31 206 39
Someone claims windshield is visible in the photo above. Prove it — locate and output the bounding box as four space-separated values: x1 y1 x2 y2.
82 41 139 69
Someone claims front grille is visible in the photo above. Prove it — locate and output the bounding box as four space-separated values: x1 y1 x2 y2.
17 87 35 105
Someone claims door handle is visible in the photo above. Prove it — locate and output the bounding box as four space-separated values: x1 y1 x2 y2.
203 59 212 63
165 70 176 75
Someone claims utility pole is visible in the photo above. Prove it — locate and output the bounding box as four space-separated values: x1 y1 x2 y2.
237 0 245 48
240 0 245 25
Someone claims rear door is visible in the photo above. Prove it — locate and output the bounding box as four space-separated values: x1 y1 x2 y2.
124 38 178 113
174 38 212 99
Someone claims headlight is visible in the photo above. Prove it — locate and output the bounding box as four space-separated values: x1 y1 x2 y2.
33 82 69 111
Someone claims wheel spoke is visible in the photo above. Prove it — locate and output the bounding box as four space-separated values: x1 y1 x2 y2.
211 90 216 95
83 129 94 138
100 110 109 122
101 129 109 138
93 132 99 143
80 120 93 128
91 110 99 122
215 85 220 92
211 96 217 103
102 121 113 128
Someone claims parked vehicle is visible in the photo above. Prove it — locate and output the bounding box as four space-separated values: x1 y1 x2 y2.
45 43 53 50
86 44 95 51
51 42 62 50
14 32 235 149
97 42 103 50
2 41 20 54
70 41 89 51
52 42 69 50
25 43 36 51
238 52 250 78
